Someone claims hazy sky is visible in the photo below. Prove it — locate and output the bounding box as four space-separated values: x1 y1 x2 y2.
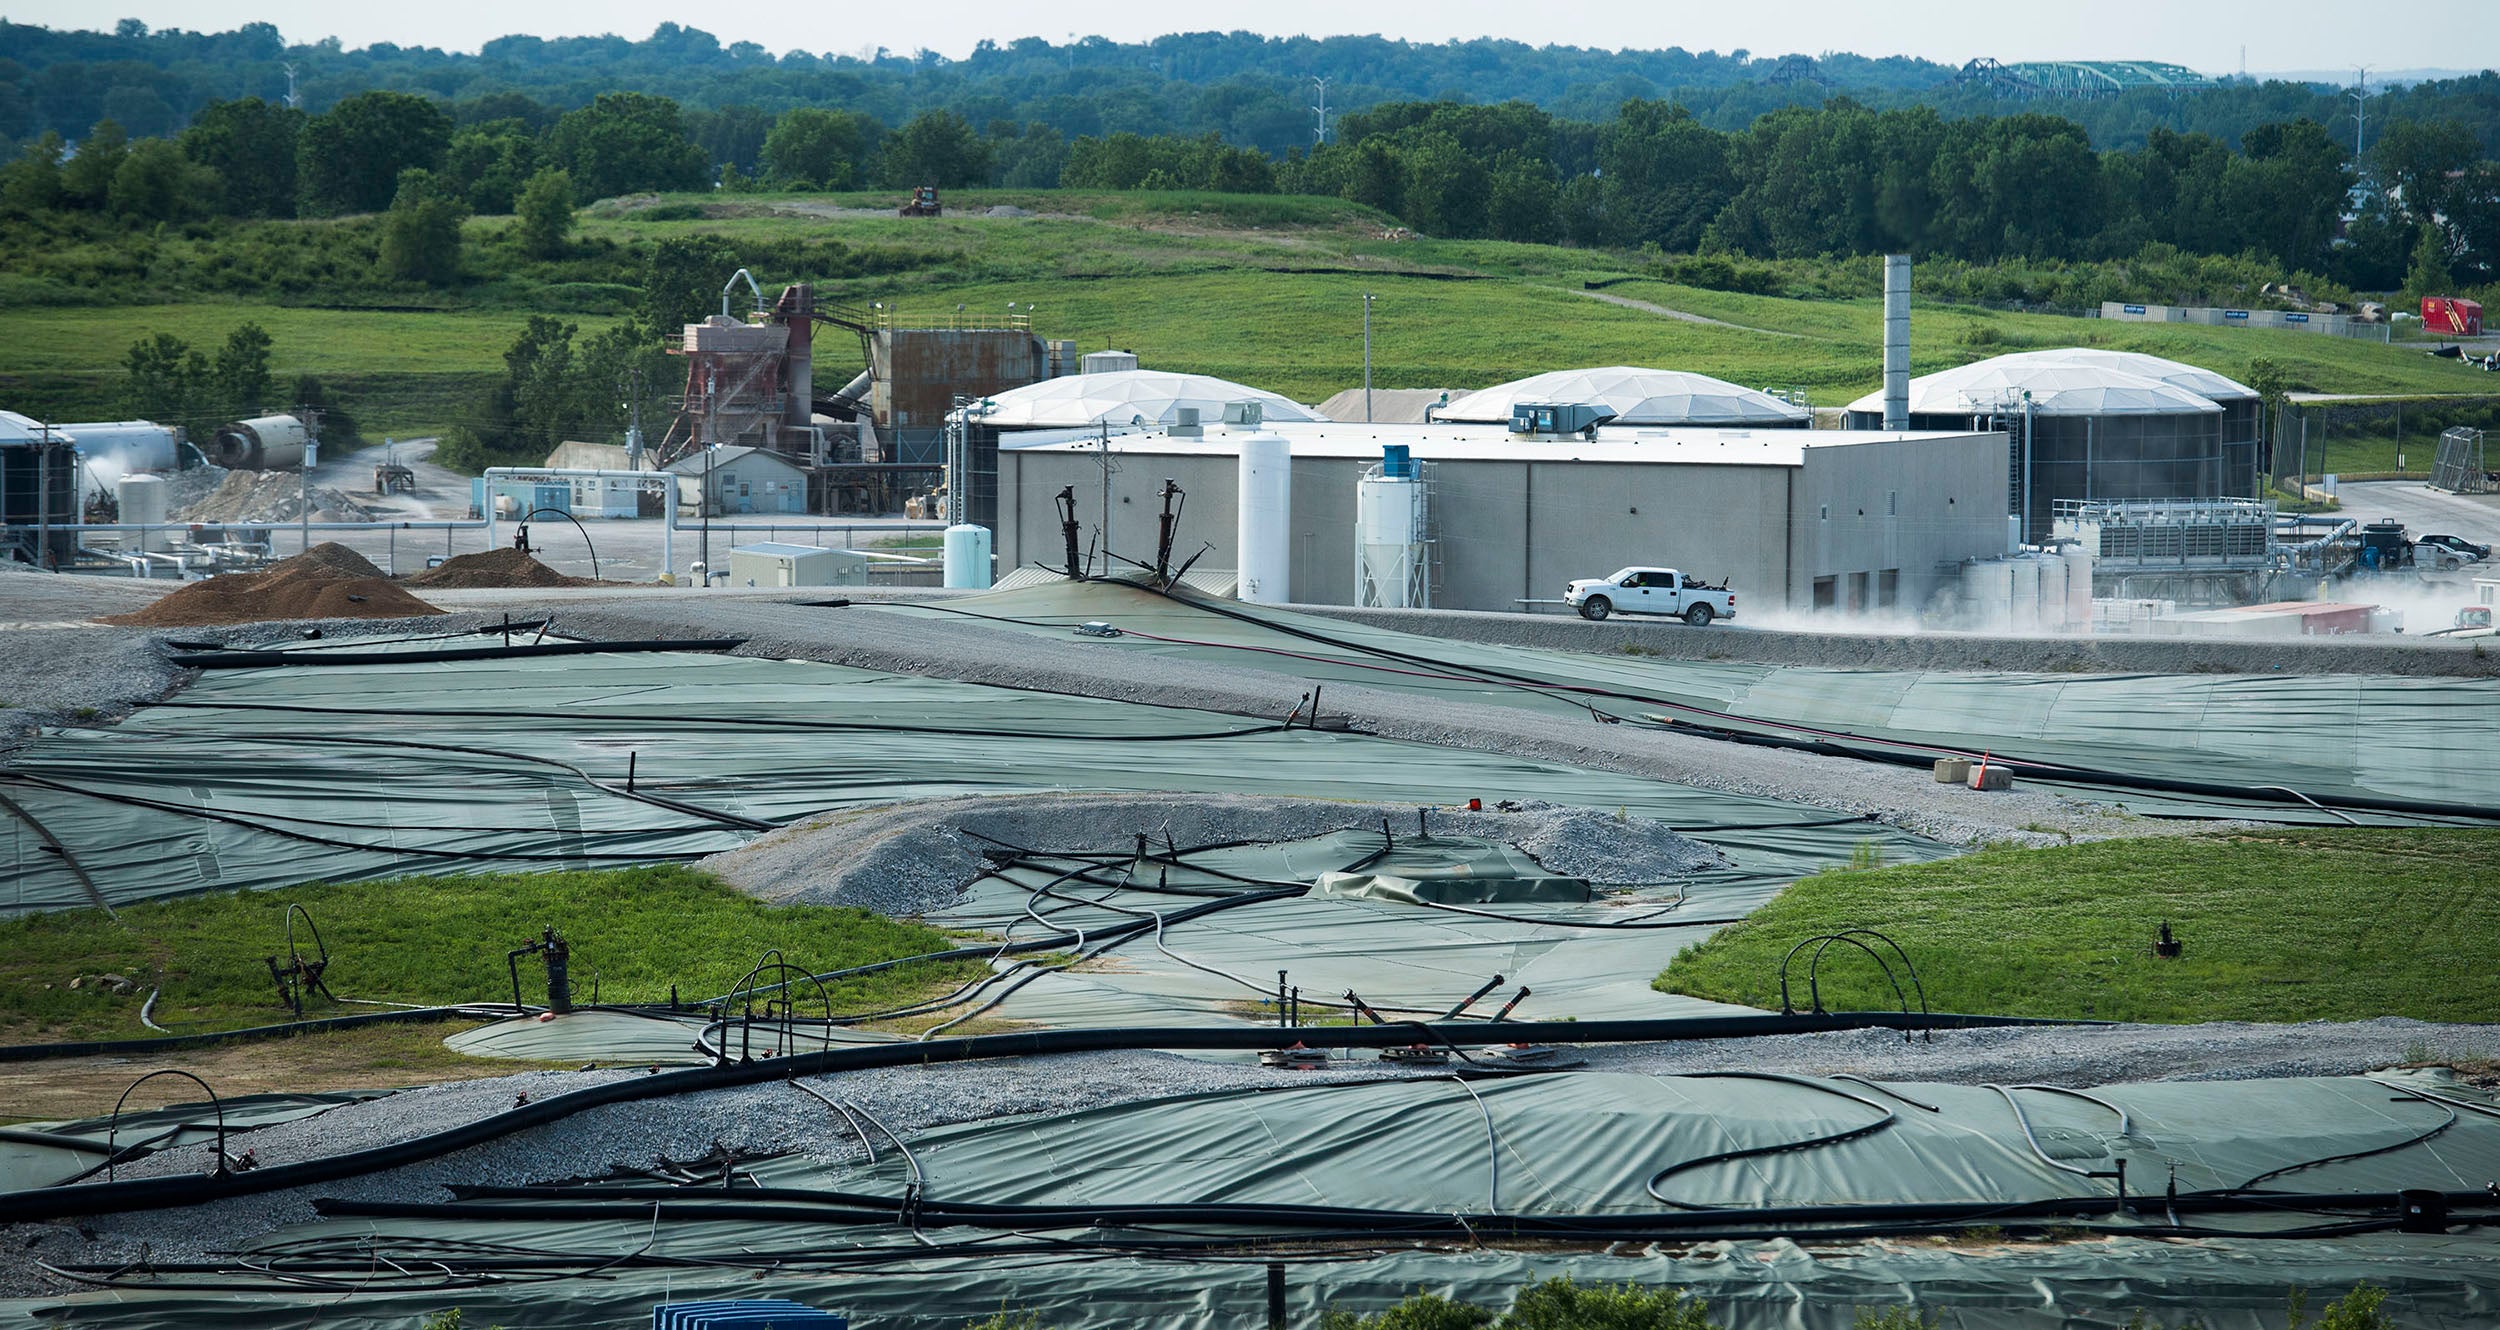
14 0 2492 74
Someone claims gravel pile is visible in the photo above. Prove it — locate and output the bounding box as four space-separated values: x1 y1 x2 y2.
403 547 598 589
702 793 1727 913
0 625 190 758
175 469 378 525
99 544 443 627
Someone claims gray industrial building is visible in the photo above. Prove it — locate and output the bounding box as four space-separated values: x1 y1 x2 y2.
993 420 2012 614
1843 349 2260 541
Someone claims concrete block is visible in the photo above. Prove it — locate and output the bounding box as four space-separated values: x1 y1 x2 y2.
1932 758 1972 784
1968 764 2014 791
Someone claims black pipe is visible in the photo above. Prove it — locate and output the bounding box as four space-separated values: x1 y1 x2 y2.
0 1005 498 1064
0 1010 2084 1222
167 638 746 669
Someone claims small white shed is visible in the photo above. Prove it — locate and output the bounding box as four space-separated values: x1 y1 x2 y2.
726 542 870 588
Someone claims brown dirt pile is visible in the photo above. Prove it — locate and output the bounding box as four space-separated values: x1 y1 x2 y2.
100 543 441 627
402 547 595 589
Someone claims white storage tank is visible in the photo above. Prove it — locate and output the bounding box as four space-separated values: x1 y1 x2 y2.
2009 556 2041 631
116 473 168 552
208 415 308 470
2065 548 2095 628
1963 558 2014 628
2034 553 2067 631
942 524 993 589
1237 433 1291 603
65 421 181 474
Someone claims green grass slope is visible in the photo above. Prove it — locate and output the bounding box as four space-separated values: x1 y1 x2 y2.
7 190 2492 445
1656 830 2500 1025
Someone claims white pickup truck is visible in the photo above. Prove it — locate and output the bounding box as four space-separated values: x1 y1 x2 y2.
1563 567 1736 625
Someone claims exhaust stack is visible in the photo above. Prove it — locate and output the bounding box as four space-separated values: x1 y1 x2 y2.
1882 255 1910 431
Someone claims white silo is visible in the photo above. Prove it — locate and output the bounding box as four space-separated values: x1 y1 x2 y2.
943 524 993 589
1355 468 1428 608
2065 548 2095 629
1237 433 1291 603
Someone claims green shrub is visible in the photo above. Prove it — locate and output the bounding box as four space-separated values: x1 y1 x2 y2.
1501 1278 1716 1329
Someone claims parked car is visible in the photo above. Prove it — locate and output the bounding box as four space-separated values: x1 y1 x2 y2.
2418 534 2490 563
1562 567 1736 625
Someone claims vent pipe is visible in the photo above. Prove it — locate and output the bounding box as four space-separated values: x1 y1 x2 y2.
1882 255 1911 431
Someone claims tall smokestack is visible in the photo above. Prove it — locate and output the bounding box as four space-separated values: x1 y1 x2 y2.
1882 255 1910 431
779 283 814 433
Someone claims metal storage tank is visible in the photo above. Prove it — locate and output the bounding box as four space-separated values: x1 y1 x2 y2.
1355 469 1428 608
208 415 309 471
1236 433 1291 604
61 421 181 474
2009 555 2042 630
1845 355 2225 541
1964 558 2015 627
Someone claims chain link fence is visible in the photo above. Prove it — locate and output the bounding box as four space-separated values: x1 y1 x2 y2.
2268 397 2500 497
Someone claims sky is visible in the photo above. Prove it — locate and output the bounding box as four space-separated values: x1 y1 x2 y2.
11 0 2494 75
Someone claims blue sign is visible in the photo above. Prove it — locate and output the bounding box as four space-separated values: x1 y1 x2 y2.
2224 309 2250 321
2285 312 2310 323
2123 304 2147 314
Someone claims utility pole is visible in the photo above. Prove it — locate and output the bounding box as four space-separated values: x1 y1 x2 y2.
1311 77 1331 149
34 421 52 571
299 406 322 555
623 367 645 471
1361 292 1377 423
700 367 716 587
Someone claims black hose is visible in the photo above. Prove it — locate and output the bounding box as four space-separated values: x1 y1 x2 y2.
166 639 745 668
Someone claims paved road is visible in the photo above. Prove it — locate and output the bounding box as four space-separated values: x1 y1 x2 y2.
2337 478 2500 550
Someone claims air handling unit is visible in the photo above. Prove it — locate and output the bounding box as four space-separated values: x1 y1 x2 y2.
1356 445 1435 608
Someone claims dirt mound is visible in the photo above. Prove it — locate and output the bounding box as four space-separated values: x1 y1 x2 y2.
177 469 378 524
403 547 594 589
100 545 440 627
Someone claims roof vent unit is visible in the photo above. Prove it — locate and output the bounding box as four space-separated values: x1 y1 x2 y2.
1081 350 1140 374
1509 403 1614 438
1222 400 1265 427
1170 406 1202 438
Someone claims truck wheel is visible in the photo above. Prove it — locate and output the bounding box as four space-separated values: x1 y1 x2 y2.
1683 604 1714 626
1579 596 1612 621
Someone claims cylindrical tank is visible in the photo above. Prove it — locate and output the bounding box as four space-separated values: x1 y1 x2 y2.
117 473 168 552
209 415 308 471
2065 548 2094 629
943 523 993 589
1356 474 1422 608
2008 555 2041 631
1236 433 1291 604
64 421 180 474
1964 559 2013 630
2033 552 2066 631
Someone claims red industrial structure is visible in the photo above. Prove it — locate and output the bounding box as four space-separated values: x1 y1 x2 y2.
2422 296 2484 337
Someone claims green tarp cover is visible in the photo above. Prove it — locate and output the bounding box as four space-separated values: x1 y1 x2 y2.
918 829 1809 1027
19 1071 2498 1328
773 1068 2500 1214
0 646 1934 915
878 582 2500 814
0 1091 382 1192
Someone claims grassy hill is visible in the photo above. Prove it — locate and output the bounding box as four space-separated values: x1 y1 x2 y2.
7 190 2492 447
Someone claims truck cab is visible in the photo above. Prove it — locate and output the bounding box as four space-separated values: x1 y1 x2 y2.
1562 567 1736 625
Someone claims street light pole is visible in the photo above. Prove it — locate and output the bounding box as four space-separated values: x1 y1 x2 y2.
1362 292 1377 423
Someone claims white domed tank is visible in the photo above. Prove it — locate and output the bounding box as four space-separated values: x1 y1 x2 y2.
943 524 993 589
1236 433 1291 603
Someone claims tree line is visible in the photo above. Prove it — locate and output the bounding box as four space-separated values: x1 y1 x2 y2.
9 20 2500 160
12 79 2490 295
